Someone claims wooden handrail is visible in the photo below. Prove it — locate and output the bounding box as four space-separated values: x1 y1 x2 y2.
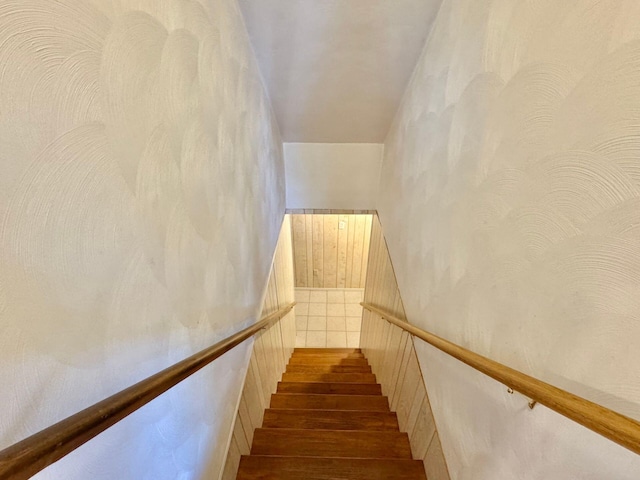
361 302 640 456
0 302 296 480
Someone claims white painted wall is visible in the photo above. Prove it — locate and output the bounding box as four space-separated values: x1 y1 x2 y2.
0 1 284 479
379 0 640 478
284 143 383 209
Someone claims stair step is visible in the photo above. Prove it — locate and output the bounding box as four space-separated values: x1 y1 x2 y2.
288 356 369 366
235 348 428 479
236 456 427 480
290 352 365 359
286 364 372 373
281 372 376 383
271 393 389 411
294 348 362 354
251 428 413 459
277 381 382 395
263 409 400 431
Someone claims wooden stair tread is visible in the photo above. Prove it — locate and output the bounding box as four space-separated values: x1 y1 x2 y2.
236 456 427 480
290 352 365 359
263 409 400 431
235 348 427 479
294 348 361 354
251 428 413 459
287 357 369 366
281 372 376 383
277 381 382 395
271 393 389 411
286 364 372 373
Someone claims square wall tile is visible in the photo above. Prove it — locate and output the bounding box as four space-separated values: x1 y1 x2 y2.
327 317 346 331
310 290 327 303
295 331 307 347
327 303 345 316
296 303 309 316
327 290 345 304
296 316 308 331
308 316 327 331
345 304 362 317
309 303 327 316
327 331 347 348
306 331 327 348
296 290 310 302
346 317 362 332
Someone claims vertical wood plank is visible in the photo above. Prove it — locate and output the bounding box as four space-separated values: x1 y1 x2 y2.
390 325 413 410
407 378 428 436
410 396 436 460
252 335 269 402
360 214 373 286
363 218 380 304
345 214 356 288
238 396 254 448
249 353 266 410
243 361 265 429
380 323 403 398
221 437 241 480
323 215 339 288
389 331 410 403
350 216 366 288
305 214 314 287
312 215 324 287
291 215 307 287
424 433 450 480
337 214 349 288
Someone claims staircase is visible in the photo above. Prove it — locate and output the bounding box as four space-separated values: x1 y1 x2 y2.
236 348 427 479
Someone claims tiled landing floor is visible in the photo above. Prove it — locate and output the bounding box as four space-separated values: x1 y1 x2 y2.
294 288 363 348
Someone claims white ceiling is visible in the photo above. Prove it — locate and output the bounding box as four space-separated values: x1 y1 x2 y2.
238 0 443 143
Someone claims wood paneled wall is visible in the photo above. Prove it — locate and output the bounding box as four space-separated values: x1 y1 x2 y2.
221 216 296 480
291 213 372 288
360 215 451 480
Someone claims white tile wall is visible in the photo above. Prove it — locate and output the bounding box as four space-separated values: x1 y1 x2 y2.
309 303 327 316
294 288 364 348
306 330 327 348
308 316 327 331
327 317 346 331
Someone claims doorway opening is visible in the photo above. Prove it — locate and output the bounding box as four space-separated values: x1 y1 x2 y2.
289 212 373 348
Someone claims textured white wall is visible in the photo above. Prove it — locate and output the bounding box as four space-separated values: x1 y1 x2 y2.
284 143 383 209
0 0 284 479
379 0 640 478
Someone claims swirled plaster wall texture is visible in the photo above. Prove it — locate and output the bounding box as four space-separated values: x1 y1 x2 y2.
0 0 284 478
379 0 640 478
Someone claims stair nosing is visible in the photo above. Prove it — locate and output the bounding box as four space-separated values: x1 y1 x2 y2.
241 454 420 460
265 408 397 412
252 427 410 436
